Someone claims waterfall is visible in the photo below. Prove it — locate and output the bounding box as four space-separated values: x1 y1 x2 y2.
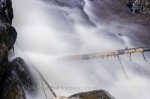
12 0 150 99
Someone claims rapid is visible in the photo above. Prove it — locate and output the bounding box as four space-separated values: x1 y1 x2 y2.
11 0 150 99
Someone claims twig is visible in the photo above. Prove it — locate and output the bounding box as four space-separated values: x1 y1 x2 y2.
40 73 48 99
142 52 148 62
32 66 57 98
117 55 129 80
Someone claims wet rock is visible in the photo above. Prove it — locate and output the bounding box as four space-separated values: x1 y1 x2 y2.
10 57 37 93
69 90 115 99
126 0 150 24
127 0 150 14
54 90 115 99
0 22 17 50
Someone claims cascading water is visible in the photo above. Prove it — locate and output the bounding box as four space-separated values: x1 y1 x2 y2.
11 0 150 99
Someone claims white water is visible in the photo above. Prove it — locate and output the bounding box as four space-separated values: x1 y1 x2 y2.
12 0 150 99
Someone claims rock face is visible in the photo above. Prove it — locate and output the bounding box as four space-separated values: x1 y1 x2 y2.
126 0 150 23
0 0 37 99
0 0 13 24
68 90 115 99
127 0 150 14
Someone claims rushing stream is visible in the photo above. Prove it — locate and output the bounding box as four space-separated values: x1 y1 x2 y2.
11 0 150 99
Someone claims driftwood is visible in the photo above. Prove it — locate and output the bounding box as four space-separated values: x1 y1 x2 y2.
63 47 150 61
62 47 150 79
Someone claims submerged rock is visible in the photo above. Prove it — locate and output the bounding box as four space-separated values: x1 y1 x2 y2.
45 0 85 9
44 0 96 27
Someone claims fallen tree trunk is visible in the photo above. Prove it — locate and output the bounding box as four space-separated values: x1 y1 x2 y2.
63 47 150 60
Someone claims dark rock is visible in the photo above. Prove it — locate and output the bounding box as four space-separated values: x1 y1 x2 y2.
69 90 115 99
0 0 13 24
0 0 36 98
10 57 37 93
0 22 17 50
